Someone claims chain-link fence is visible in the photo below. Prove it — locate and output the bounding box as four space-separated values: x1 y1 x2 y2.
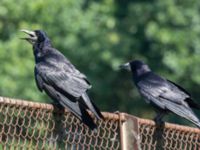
139 119 200 150
0 96 199 150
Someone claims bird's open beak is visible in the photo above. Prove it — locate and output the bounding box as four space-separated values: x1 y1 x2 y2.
20 29 37 43
119 62 131 71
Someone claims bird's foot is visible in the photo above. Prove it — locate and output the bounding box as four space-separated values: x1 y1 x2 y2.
154 118 165 127
50 102 63 110
51 102 60 106
113 111 120 114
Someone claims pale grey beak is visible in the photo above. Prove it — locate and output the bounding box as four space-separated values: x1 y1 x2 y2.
21 29 35 36
119 62 131 71
20 29 37 43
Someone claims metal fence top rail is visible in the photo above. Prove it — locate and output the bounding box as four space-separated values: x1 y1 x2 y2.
0 96 121 121
138 118 200 134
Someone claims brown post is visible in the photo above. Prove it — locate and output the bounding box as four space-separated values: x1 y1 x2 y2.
120 113 141 150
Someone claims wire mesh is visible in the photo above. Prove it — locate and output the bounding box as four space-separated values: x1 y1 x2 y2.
0 97 120 150
0 96 200 150
138 118 200 150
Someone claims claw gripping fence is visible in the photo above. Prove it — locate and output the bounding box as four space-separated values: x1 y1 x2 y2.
0 97 199 150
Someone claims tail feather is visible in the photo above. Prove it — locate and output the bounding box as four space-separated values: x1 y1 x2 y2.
81 93 104 120
59 94 97 130
79 104 97 130
91 100 104 119
165 102 200 128
43 84 97 130
189 119 200 128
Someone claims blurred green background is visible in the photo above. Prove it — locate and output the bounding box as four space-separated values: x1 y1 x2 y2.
1 0 200 127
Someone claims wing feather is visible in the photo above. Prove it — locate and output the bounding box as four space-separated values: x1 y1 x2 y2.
137 73 189 107
35 64 91 98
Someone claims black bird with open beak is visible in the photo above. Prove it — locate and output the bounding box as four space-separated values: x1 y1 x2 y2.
21 29 104 130
120 59 200 128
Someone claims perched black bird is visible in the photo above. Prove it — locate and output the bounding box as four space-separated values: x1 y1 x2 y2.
120 60 200 128
21 29 103 129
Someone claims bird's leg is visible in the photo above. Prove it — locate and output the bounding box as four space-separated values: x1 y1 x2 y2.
154 112 165 126
50 102 63 110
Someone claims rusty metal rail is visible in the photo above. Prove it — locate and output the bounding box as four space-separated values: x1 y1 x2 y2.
0 97 199 149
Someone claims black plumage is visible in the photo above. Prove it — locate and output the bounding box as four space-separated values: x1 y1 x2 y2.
120 60 200 128
21 29 103 130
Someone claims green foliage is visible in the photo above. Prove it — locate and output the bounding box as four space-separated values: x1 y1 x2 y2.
0 0 200 126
